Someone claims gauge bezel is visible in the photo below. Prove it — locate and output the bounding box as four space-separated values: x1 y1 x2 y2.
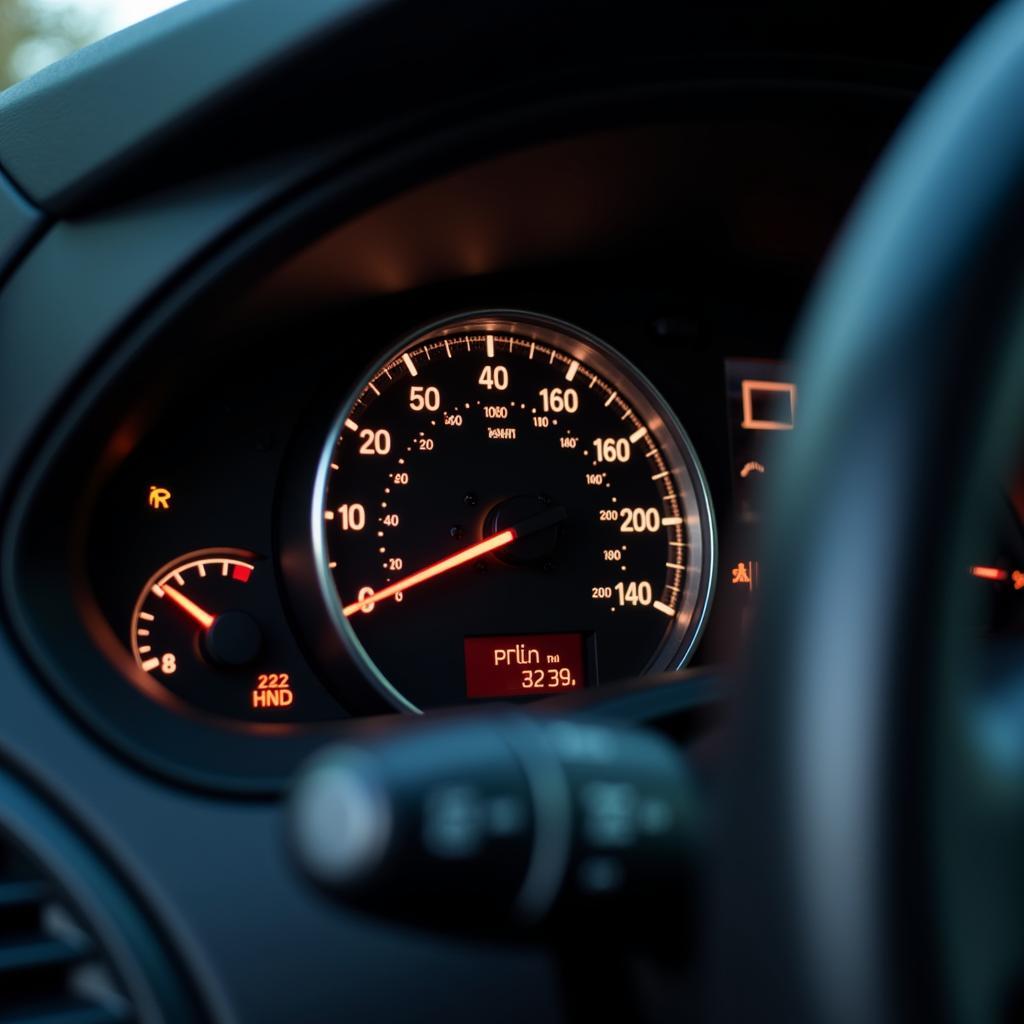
311 309 717 712
129 549 258 676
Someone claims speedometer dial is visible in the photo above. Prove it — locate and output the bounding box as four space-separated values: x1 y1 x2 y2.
314 312 715 711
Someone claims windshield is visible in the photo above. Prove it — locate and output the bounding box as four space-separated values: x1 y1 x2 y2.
0 0 184 89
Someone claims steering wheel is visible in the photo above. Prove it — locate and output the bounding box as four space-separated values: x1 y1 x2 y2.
716 3 1024 1022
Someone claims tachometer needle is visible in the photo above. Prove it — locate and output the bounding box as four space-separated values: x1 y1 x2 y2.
343 529 517 617
160 583 216 630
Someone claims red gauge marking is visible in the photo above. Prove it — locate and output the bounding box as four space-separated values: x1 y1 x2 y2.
161 583 216 629
232 564 253 582
343 529 517 617
970 565 1008 581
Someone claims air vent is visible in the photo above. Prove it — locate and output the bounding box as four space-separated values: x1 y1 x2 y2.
0 834 132 1024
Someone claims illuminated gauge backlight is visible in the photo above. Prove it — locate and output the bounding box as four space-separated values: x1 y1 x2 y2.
314 312 716 711
130 549 305 719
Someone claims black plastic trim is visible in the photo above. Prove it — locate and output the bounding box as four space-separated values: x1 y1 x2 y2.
0 0 986 215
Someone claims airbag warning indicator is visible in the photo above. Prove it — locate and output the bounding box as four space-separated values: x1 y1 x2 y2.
464 632 586 698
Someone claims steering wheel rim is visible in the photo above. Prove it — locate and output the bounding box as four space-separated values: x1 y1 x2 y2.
716 4 1024 1022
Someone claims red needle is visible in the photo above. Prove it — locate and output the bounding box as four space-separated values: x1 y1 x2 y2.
343 528 517 617
160 583 216 630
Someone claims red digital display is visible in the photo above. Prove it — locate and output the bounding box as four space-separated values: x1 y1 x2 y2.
464 633 586 699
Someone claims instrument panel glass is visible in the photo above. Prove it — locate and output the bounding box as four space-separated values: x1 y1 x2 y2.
315 312 716 711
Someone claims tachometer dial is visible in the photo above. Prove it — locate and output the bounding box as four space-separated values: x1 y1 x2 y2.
130 549 305 719
314 312 715 711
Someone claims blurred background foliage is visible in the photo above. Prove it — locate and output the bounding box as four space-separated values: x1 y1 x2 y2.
0 0 181 91
0 0 100 89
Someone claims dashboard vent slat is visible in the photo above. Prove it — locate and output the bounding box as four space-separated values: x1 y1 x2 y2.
0 936 91 976
0 840 132 1024
0 881 49 912
0 998 126 1024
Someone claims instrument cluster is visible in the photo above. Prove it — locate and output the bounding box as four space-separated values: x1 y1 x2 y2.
85 288 797 725
5 105 969 786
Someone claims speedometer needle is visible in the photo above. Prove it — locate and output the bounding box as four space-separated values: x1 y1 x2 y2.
343 530 517 617
342 503 569 617
161 583 216 630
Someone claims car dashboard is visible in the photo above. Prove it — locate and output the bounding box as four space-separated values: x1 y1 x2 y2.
0 7 1018 1018
10 111 1024 790
4 119 876 788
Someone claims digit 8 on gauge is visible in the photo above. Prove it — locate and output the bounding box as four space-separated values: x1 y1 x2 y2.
314 311 716 712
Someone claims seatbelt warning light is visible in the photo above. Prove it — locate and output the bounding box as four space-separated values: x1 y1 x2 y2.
148 485 172 510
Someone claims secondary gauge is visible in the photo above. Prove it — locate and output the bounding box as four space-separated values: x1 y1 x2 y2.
314 312 716 712
130 549 307 720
